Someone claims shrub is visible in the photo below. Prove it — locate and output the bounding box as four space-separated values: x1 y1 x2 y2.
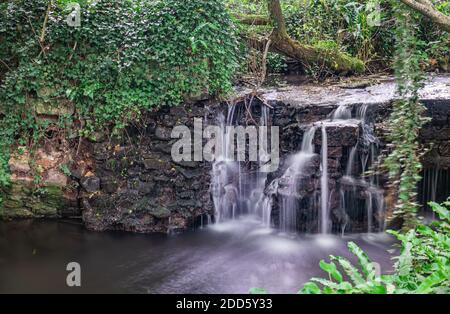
298 199 450 294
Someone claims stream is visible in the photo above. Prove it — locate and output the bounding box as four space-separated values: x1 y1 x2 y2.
0 218 396 294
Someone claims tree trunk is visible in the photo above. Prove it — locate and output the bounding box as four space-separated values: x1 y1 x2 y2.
400 0 450 32
265 0 364 74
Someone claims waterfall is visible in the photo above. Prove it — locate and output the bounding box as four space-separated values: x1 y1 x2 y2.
211 103 272 225
249 106 270 217
346 146 357 176
211 100 385 234
320 125 329 234
277 126 317 232
211 104 240 223
333 103 384 233
332 105 352 120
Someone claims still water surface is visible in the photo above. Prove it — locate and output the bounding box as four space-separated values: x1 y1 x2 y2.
0 217 396 293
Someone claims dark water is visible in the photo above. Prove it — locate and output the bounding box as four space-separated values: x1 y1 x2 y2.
0 217 397 294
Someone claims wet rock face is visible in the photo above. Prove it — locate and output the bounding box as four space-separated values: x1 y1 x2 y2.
264 76 450 233
81 102 214 234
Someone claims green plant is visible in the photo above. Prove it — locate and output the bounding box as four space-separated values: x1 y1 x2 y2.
0 0 239 198
59 164 71 177
266 52 287 73
298 199 450 294
383 2 429 230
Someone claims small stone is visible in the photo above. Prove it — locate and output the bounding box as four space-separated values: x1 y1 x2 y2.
177 190 195 199
81 176 100 193
138 181 155 195
8 158 31 174
149 206 171 219
143 158 165 170
33 99 74 116
172 160 199 168
44 169 68 187
178 168 203 179
154 126 172 141
101 178 119 194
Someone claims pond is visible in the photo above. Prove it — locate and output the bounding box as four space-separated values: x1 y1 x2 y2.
0 216 397 293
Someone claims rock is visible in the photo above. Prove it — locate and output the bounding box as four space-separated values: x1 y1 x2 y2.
172 160 199 168
101 178 119 194
44 169 68 187
154 142 174 154
149 206 171 219
8 148 32 174
178 168 203 179
328 146 343 158
143 158 167 170
153 175 171 182
327 158 341 173
33 99 74 116
36 86 57 98
170 107 187 117
176 190 195 199
154 126 172 141
81 176 100 193
8 157 31 174
138 181 155 195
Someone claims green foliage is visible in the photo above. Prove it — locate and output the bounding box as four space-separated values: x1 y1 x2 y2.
383 2 429 230
284 0 380 62
266 52 287 73
297 241 387 294
248 287 268 294
228 0 449 73
59 164 71 177
0 0 239 193
298 199 450 294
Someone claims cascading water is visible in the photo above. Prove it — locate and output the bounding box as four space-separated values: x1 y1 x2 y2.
320 125 329 234
334 103 384 233
211 99 385 234
211 102 272 225
211 104 240 223
277 126 317 232
249 105 270 218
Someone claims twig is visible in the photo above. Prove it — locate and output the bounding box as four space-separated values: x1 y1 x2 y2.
27 16 47 58
69 41 78 60
255 95 274 109
0 59 12 71
39 2 51 44
258 37 272 88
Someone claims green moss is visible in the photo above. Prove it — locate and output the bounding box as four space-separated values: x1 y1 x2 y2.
313 44 365 73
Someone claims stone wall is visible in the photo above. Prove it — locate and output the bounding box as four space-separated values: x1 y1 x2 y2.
79 102 215 233
1 76 449 234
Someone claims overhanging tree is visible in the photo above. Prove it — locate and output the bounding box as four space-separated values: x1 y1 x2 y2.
241 0 365 74
400 0 450 32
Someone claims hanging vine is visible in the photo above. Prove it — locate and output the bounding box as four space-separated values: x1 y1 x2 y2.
384 2 429 230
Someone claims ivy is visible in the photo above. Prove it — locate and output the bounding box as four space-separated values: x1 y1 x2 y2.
383 2 429 230
0 0 239 196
